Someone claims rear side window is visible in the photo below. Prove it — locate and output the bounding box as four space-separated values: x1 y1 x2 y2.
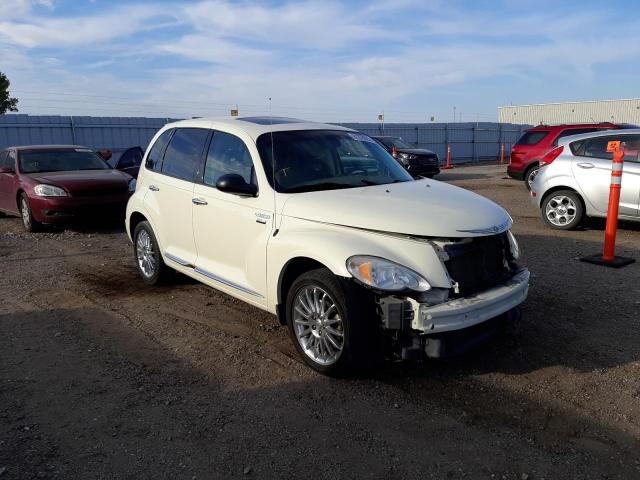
161 128 209 181
578 135 640 162
516 131 549 145
0 151 7 168
145 129 173 171
203 131 254 186
553 128 600 146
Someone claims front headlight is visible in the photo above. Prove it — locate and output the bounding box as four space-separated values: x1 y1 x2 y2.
507 230 520 260
397 153 416 161
33 184 67 197
346 255 431 292
128 178 137 192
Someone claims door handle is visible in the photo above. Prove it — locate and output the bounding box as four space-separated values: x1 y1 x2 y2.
192 198 208 205
148 185 160 191
577 163 594 169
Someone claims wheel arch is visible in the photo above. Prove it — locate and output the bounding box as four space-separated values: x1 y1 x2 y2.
540 185 585 212
129 211 149 241
276 256 331 325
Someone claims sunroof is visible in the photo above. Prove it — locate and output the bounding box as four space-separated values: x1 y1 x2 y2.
237 116 305 125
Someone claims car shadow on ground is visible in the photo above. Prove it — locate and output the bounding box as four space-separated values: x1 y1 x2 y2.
2 305 639 479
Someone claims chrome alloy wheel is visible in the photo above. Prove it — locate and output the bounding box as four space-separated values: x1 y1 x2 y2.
293 286 344 366
136 229 156 278
545 194 577 227
20 197 31 229
527 167 539 189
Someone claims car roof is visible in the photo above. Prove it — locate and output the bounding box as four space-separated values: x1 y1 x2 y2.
5 145 90 151
557 128 640 146
527 123 619 132
162 116 355 140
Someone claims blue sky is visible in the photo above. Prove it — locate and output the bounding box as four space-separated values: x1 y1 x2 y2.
1 0 639 122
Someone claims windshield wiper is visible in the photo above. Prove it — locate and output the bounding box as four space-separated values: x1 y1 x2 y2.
283 182 354 193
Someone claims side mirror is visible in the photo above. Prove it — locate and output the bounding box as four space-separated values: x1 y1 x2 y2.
98 149 112 161
216 173 258 197
0 167 15 174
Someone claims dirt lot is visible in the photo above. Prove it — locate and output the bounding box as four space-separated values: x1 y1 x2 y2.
1 164 639 479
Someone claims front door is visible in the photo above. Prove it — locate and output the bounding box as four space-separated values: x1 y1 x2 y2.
571 134 640 217
192 130 273 303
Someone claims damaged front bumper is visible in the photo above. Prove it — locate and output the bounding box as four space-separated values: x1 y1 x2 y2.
378 269 530 359
410 268 530 334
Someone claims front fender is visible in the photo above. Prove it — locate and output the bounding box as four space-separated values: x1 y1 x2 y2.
266 216 452 308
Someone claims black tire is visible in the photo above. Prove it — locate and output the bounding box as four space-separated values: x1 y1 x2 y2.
286 268 381 376
133 221 173 285
524 164 540 191
541 190 584 230
19 193 42 232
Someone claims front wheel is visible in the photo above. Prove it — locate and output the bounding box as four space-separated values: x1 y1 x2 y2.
286 268 380 376
541 190 584 230
19 194 42 232
133 221 173 285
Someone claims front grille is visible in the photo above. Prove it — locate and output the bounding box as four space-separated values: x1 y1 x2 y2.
444 233 512 297
72 187 127 197
415 155 438 166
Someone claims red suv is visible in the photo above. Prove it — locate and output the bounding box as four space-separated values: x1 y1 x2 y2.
507 123 624 189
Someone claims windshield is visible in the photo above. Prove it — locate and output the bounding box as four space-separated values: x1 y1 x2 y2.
378 137 414 149
19 149 111 173
257 130 413 193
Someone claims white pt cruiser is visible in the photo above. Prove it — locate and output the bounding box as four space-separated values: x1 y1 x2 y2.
126 117 530 375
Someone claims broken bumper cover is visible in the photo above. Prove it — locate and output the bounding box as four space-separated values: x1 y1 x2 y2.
410 269 530 334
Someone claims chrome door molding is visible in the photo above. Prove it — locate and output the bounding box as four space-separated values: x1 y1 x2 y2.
194 267 264 298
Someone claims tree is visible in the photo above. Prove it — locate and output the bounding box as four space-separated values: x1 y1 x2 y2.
0 71 19 114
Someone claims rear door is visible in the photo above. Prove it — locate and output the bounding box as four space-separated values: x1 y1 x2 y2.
571 134 640 217
0 150 10 211
143 128 210 266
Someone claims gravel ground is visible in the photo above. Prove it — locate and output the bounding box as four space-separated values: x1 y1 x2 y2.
1 164 639 479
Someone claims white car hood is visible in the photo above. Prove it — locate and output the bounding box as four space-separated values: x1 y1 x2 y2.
281 179 512 238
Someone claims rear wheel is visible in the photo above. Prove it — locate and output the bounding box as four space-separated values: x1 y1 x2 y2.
541 190 584 230
133 221 173 285
286 268 380 376
19 194 42 232
525 164 540 190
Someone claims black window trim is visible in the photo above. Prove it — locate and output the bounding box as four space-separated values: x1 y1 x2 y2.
150 127 212 183
197 129 259 192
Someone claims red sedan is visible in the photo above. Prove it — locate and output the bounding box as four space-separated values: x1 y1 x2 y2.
0 145 136 232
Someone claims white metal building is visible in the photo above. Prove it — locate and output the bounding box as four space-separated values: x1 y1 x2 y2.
498 99 640 125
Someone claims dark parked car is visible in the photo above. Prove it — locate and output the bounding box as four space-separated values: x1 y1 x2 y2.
372 136 440 177
99 146 144 178
0 145 136 232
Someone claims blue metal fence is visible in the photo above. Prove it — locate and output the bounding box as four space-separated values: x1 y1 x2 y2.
0 115 530 163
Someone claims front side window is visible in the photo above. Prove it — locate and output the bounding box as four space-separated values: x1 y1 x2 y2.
378 137 414 149
161 128 209 181
256 130 412 193
204 131 254 186
516 131 549 146
145 129 173 171
18 149 110 173
553 128 600 146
